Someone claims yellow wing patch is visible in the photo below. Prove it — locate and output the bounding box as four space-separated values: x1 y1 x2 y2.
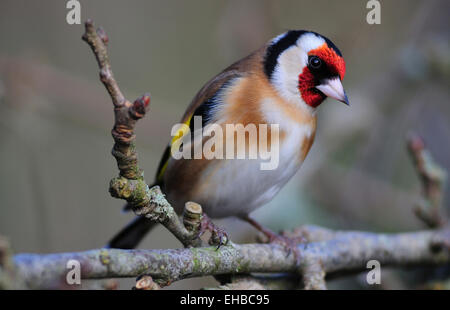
155 114 193 183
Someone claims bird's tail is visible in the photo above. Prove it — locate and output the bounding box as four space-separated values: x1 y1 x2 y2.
106 216 157 249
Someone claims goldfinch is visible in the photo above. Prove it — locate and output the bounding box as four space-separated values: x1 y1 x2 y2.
108 30 348 249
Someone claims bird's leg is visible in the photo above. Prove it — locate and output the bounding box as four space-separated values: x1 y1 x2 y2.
198 214 229 248
243 216 304 263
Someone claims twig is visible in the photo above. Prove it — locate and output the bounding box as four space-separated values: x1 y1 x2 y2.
134 275 160 290
82 20 201 248
0 236 24 289
407 133 447 228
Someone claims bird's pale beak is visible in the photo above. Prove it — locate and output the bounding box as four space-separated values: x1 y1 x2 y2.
315 77 349 105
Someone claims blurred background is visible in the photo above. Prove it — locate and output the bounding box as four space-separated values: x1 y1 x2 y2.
0 0 449 289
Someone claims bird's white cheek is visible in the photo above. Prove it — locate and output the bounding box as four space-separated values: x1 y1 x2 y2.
270 45 309 108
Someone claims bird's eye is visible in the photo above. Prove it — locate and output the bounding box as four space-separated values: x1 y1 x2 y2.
309 56 322 69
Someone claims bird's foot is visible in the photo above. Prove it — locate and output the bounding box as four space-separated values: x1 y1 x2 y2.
198 214 229 248
264 230 303 264
244 216 304 264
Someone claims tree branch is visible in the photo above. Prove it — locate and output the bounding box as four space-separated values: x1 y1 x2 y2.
12 226 450 289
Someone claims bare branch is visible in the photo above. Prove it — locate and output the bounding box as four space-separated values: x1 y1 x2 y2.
82 20 202 248
12 226 450 289
407 133 448 228
82 19 125 108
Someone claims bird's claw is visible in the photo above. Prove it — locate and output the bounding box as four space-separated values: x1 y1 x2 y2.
198 215 229 249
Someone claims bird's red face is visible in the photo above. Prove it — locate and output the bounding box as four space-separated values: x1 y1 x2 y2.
298 43 347 108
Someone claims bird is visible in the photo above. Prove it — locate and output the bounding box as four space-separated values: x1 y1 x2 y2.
108 30 348 250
